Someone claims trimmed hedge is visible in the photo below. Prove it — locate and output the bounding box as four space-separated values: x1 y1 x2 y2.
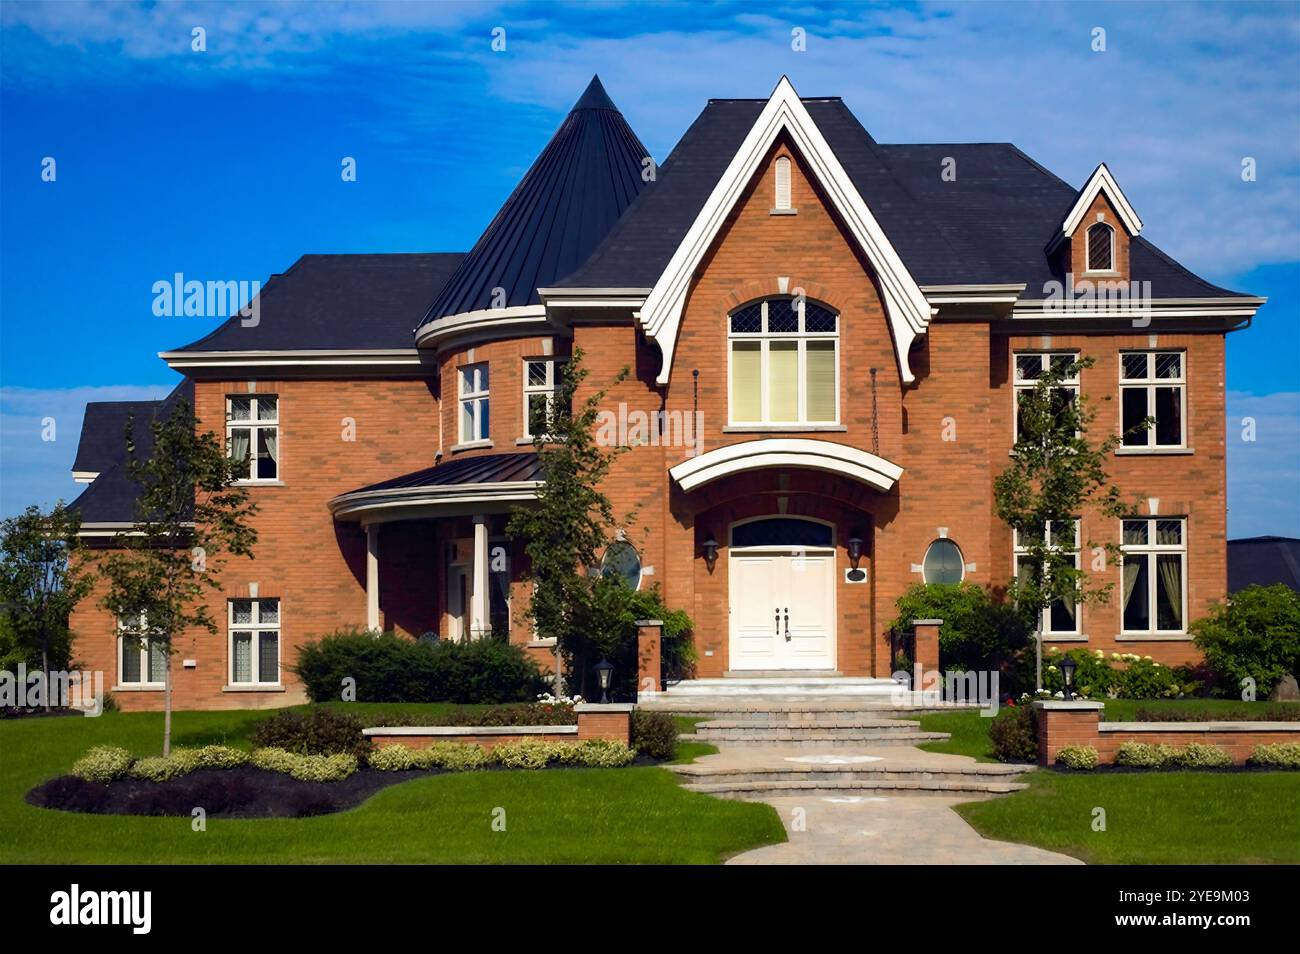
249 748 358 782
249 708 370 759
71 746 134 783
294 630 549 704
1113 740 1234 769
1056 745 1099 770
367 739 636 772
990 704 1038 763
631 710 678 761
1247 742 1300 768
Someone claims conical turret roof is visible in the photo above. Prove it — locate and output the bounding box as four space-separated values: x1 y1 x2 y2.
420 76 649 325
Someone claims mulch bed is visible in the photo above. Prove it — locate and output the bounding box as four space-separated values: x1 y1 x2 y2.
28 755 662 819
1 707 83 720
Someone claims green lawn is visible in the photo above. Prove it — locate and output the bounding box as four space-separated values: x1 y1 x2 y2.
957 770 1300 864
0 706 785 864
911 703 1300 863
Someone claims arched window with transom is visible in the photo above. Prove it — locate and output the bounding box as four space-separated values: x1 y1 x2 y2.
728 297 838 426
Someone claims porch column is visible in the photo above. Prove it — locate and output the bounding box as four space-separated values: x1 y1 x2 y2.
366 524 381 631
471 515 489 639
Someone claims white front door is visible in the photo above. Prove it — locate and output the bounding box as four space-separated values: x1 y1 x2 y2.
729 550 836 670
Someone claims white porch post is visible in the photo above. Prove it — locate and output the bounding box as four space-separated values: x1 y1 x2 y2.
471 515 489 639
366 523 381 632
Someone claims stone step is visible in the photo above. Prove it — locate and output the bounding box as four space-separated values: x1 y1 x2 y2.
696 718 929 730
693 731 951 747
670 762 1028 783
680 778 1030 799
664 677 901 698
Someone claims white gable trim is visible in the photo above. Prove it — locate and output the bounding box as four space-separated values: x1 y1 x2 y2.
669 438 903 494
636 76 933 385
1049 163 1144 252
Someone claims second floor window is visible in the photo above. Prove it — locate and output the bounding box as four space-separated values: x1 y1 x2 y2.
227 395 278 481
459 363 489 443
522 359 561 439
1121 351 1185 448
1013 352 1078 441
1014 520 1081 636
729 298 838 426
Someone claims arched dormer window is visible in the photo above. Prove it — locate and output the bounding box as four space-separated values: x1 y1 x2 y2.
1086 221 1115 272
773 156 793 212
729 297 838 425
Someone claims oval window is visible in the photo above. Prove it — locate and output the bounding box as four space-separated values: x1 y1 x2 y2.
600 541 642 591
922 539 964 584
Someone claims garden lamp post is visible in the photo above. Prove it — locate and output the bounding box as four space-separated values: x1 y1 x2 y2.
1060 655 1077 701
594 658 614 704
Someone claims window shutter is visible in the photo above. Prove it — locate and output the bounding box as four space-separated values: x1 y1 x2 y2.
774 157 792 210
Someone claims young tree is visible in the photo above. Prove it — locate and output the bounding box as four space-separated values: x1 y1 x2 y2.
993 356 1142 691
0 503 93 708
97 399 257 753
507 349 629 693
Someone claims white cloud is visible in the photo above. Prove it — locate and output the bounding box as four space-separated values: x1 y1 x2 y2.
0 384 173 517
1226 390 1300 538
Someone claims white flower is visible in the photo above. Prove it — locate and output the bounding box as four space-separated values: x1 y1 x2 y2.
1054 691 1065 698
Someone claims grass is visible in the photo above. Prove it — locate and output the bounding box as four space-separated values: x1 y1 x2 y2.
1099 698 1300 721
912 702 1300 863
0 706 785 864
957 770 1300 864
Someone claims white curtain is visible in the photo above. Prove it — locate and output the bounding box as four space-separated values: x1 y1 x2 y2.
1157 555 1183 630
230 430 250 463
1122 558 1140 611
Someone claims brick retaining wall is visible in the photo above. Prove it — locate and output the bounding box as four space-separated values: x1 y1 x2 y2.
363 703 634 751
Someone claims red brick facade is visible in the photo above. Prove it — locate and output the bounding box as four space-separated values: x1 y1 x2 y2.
71 134 1233 710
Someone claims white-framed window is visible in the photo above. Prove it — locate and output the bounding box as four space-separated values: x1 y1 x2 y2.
1120 351 1185 448
117 615 166 688
1120 518 1187 635
459 363 490 443
728 298 838 425
522 358 561 439
1014 520 1081 636
1013 352 1079 441
922 538 964 584
229 598 280 686
1086 221 1115 272
774 156 792 211
226 395 279 481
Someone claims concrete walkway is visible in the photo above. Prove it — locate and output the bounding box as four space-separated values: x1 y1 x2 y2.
727 789 1082 864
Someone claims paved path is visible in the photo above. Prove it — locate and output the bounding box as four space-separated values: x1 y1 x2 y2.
727 790 1082 864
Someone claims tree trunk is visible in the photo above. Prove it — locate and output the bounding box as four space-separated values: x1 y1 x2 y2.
163 652 173 757
40 640 50 712
1035 619 1043 693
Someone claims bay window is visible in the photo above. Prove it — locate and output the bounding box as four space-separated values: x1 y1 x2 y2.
729 298 838 425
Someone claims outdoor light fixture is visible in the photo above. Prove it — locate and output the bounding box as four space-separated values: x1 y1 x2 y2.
594 658 614 704
847 534 864 568
1060 655 1077 701
702 536 719 571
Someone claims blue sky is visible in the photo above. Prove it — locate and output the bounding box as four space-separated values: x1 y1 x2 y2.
1 0 1297 535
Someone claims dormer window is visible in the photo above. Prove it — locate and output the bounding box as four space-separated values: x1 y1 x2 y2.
772 156 793 213
1086 221 1115 272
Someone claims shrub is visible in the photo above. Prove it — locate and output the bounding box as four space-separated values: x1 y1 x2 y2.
128 751 199 782
249 707 369 759
249 747 358 782
443 702 577 727
1176 742 1232 768
631 710 677 760
1192 584 1300 698
1113 741 1180 768
1056 745 1099 770
367 744 418 771
492 740 561 770
574 739 635 767
1113 657 1195 699
1133 705 1300 722
1247 742 1300 768
1038 648 1198 699
293 629 548 704
1041 648 1116 698
892 582 1031 675
71 746 133 783
424 742 488 771
989 704 1038 763
192 744 249 770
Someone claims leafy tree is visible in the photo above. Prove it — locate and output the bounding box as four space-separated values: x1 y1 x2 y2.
96 399 257 753
507 348 629 692
891 581 1030 675
993 355 1140 690
0 503 92 707
1192 584 1300 698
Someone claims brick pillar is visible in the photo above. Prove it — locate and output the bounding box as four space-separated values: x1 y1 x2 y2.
912 618 941 680
575 703 634 745
635 619 663 701
1032 700 1104 765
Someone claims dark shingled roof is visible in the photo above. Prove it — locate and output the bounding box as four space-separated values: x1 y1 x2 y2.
558 97 1245 299
70 381 194 524
73 400 168 476
419 76 650 323
342 452 543 496
175 253 464 352
1228 537 1300 593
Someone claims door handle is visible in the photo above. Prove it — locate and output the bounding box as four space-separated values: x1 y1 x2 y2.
774 608 780 637
783 607 790 641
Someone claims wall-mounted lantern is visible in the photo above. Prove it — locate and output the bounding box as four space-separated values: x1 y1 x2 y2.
702 536 719 572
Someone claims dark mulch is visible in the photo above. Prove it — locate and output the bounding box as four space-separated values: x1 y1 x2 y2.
1 707 84 720
28 754 663 819
26 767 442 819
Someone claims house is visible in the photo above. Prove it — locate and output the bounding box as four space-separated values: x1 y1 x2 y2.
1228 537 1300 593
68 76 1264 710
